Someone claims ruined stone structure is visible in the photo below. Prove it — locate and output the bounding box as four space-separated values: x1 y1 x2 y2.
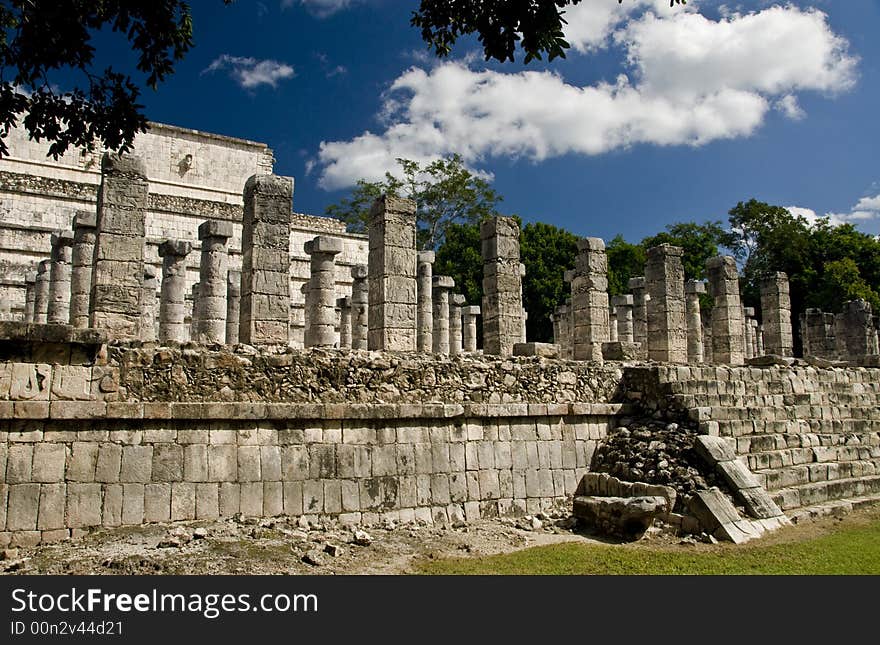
760 272 793 357
706 256 745 366
481 217 522 357
684 280 705 364
416 251 435 353
571 238 609 362
628 277 649 358
69 213 96 329
645 244 687 364
47 231 74 324
431 276 454 355
195 221 233 344
158 240 192 344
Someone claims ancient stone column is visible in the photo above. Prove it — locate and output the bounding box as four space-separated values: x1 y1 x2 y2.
226 270 241 345
89 153 147 339
838 300 876 360
195 220 233 344
158 240 192 344
47 231 74 324
240 174 293 346
417 251 435 352
34 259 51 324
645 244 687 363
449 293 466 356
432 275 454 354
750 319 761 357
350 265 368 350
743 307 756 359
570 238 610 362
481 216 522 357
368 195 417 351
628 276 650 357
553 302 573 359
190 283 200 341
304 236 343 348
756 324 765 357
760 272 793 357
519 262 528 343
706 255 745 365
337 296 352 349
24 271 37 323
685 280 705 364
612 294 635 344
69 212 97 328
141 265 159 342
462 305 480 352
608 306 619 342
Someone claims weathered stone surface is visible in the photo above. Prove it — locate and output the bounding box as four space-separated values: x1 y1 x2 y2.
481 217 522 357
573 495 668 540
645 244 687 363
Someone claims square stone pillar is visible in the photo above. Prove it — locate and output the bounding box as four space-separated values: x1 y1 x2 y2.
645 244 687 363
481 216 522 357
350 265 368 350
432 275 454 354
449 293 466 356
305 236 343 348
190 283 200 341
519 262 528 343
195 220 234 344
706 255 745 365
760 272 793 357
628 276 650 358
462 305 481 353
240 174 293 345
684 280 706 364
70 212 97 328
337 296 352 349
743 306 756 359
608 305 618 342
571 238 610 362
158 240 192 344
24 271 37 323
367 195 417 351
417 251 435 352
89 153 147 339
34 259 51 324
838 300 876 359
47 230 74 324
226 270 241 345
612 294 634 344
141 265 159 343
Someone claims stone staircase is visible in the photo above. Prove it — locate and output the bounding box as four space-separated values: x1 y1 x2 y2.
633 365 880 523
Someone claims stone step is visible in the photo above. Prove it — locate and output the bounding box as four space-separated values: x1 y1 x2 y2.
787 494 880 525
771 474 880 511
706 405 880 422
754 460 880 492
742 444 880 470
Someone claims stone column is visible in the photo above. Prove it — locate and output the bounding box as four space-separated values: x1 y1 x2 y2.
750 319 761 357
158 240 192 344
481 216 522 357
432 275 454 354
645 244 687 363
69 212 97 328
629 276 650 357
89 153 147 339
608 306 618 342
190 284 200 341
706 255 745 365
141 265 159 343
34 259 51 324
417 251 435 352
337 296 352 349
226 270 241 345
553 302 573 358
47 231 74 324
24 272 37 323
570 238 609 362
462 305 480 353
368 195 417 351
519 263 527 343
300 282 311 345
240 174 293 346
350 265 368 350
756 324 765 357
685 280 706 364
838 300 876 359
449 293 466 356
760 272 793 357
304 236 343 348
743 307 756 359
195 220 233 344
612 294 634 344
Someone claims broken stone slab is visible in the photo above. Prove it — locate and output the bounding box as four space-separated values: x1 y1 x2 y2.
686 488 742 534
736 486 786 520
572 495 668 540
512 342 558 358
601 341 641 361
694 435 737 463
717 459 760 490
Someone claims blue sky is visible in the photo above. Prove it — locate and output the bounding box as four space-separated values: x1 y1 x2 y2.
92 1 880 241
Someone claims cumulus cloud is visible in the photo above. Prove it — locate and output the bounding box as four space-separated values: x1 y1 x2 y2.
787 194 880 229
563 0 690 53
315 5 857 190
203 55 295 89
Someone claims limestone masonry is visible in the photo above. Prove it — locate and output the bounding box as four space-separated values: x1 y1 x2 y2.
1 121 880 548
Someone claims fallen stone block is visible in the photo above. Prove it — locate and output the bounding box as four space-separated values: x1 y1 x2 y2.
572 495 668 540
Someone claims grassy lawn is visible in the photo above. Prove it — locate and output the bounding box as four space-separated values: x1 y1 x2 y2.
417 510 880 575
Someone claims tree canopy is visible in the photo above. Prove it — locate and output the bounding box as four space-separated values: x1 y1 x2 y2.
326 155 501 250
0 0 209 158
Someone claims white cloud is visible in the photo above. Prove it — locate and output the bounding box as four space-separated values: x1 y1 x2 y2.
203 55 295 89
563 0 691 53
288 0 356 17
854 194 880 212
315 5 857 190
788 194 880 229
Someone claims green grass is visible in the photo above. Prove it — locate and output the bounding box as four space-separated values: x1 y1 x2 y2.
417 515 880 575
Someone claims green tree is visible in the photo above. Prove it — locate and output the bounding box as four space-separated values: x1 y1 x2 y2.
434 220 483 309
0 1 211 158
326 155 501 250
412 0 685 64
606 234 646 297
520 221 579 342
641 221 734 281
813 258 880 313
